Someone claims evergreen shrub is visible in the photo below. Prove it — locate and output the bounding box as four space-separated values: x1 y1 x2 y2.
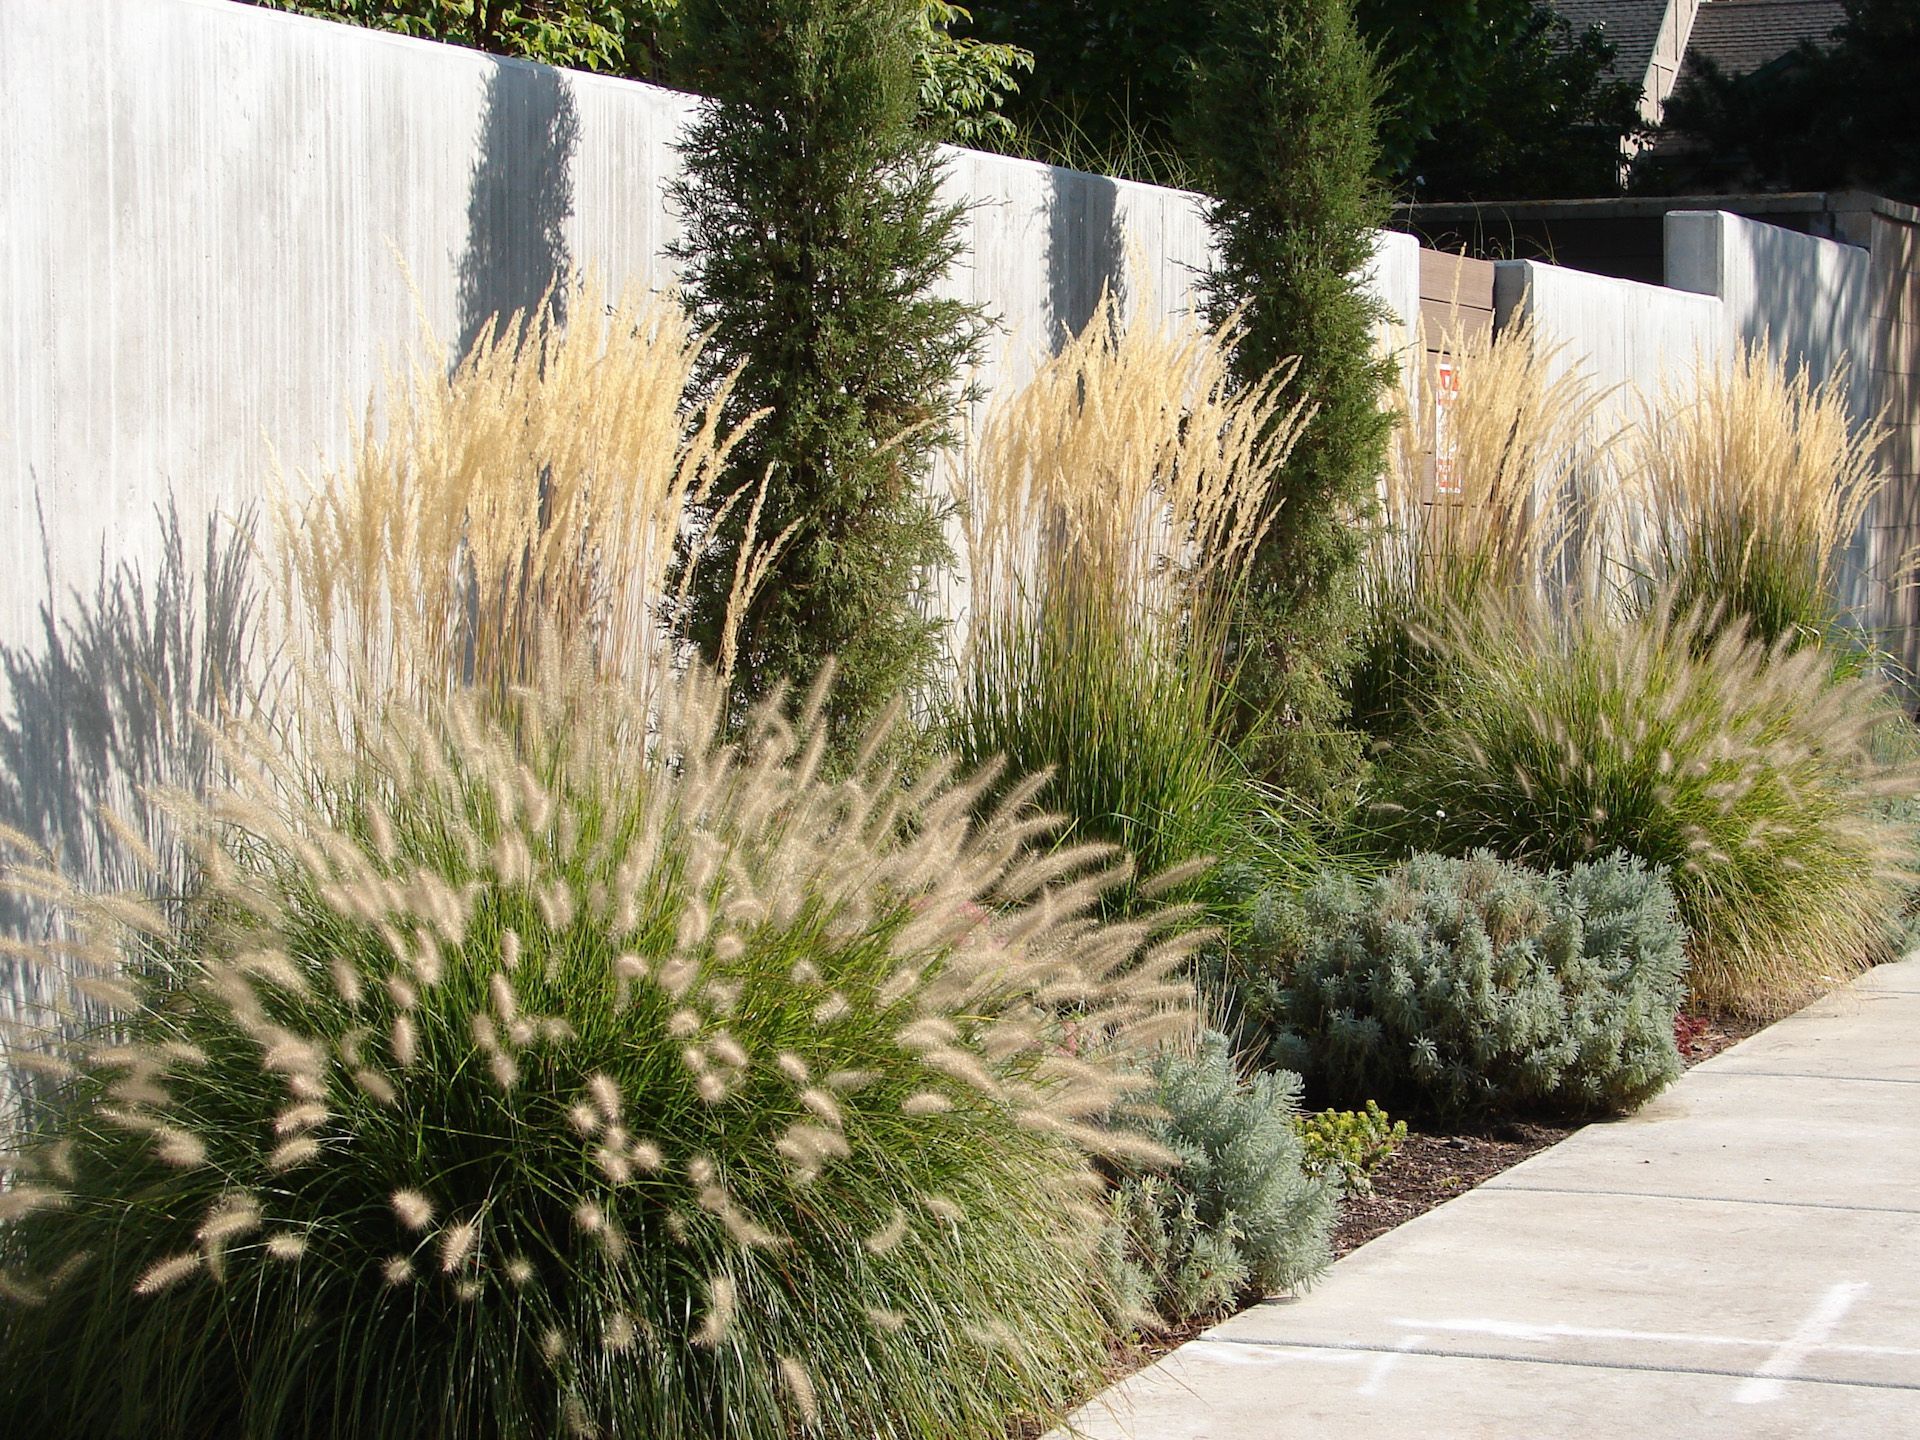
1104 1033 1332 1329
1183 0 1397 803
671 0 986 748
0 672 1200 1440
1260 850 1689 1117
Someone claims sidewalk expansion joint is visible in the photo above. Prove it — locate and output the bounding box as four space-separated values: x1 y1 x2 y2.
1478 1184 1920 1216
1198 1336 1920 1392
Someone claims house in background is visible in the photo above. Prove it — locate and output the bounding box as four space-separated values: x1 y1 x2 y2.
1552 0 1845 132
1681 0 1847 90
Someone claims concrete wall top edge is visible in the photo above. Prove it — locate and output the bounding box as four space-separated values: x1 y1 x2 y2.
1497 256 1725 312
173 0 1192 206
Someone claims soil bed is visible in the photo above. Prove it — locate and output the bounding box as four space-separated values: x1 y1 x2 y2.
1331 1006 1762 1256
1329 1118 1572 1257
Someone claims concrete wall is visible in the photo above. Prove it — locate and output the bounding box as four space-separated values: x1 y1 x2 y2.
1495 256 1729 398
1 0 684 659
0 0 1897 694
1666 209 1877 418
3 0 1417 668
1500 208 1878 434
1864 209 1920 684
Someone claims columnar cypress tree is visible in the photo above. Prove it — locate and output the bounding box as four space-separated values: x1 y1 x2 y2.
1183 0 1394 803
670 0 985 747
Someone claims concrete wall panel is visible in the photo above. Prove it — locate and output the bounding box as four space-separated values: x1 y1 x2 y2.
2 0 1435 677
0 0 1896 689
1495 257 1729 412
1666 209 1877 410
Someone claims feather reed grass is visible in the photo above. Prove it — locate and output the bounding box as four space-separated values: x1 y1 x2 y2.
952 290 1310 903
1351 315 1611 738
275 282 779 714
0 664 1200 1439
1622 341 1893 656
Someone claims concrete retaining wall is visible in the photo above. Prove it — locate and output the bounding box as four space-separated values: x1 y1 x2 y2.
1666 209 1878 410
0 0 1899 688
3 0 1388 665
1867 208 1920 685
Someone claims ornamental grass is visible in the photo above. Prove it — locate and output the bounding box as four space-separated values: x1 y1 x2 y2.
1373 596 1919 1018
0 664 1200 1439
1350 314 1609 740
274 282 778 713
951 290 1309 907
1621 340 1893 656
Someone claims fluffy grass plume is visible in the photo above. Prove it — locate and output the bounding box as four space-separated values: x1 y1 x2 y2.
275 283 775 711
1373 598 1919 1017
1351 315 1608 739
952 289 1309 903
0 668 1200 1439
1622 341 1892 654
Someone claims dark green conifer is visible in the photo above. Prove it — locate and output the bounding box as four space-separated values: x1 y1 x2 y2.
1183 0 1395 803
670 0 985 747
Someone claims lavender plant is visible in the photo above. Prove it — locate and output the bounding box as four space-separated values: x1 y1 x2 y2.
1261 849 1689 1116
1103 1032 1332 1329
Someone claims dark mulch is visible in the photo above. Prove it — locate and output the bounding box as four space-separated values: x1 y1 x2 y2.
1329 1006 1767 1257
1328 1118 1573 1257
1674 1009 1766 1066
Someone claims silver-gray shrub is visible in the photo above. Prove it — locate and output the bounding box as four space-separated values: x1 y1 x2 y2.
1264 850 1688 1117
1104 1031 1332 1328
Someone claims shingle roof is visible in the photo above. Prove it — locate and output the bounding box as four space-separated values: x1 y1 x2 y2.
1553 1 1675 83
1683 0 1845 76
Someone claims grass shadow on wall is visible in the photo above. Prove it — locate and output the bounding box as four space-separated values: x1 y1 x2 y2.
0 500 259 1110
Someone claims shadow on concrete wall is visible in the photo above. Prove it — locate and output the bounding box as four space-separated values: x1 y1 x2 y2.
457 59 581 359
1 502 258 1106
1048 167 1127 347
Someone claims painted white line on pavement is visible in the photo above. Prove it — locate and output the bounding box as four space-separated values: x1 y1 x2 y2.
1389 1309 1917 1363
1358 1334 1426 1396
1735 1282 1872 1404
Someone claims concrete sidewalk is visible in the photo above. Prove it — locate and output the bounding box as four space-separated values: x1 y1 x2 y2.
1060 958 1920 1440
